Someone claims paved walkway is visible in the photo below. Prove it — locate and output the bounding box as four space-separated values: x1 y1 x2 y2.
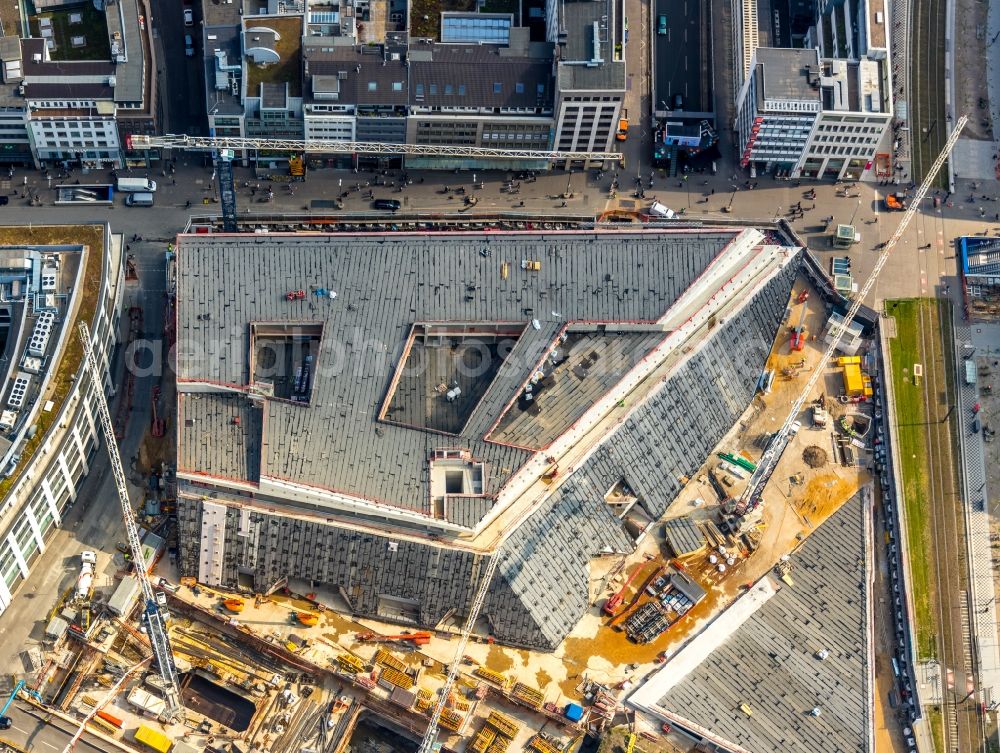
952 316 1000 711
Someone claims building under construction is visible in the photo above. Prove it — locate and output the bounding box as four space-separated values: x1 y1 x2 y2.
174 228 802 650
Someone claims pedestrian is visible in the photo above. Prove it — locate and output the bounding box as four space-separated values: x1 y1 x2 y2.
711 188 715 195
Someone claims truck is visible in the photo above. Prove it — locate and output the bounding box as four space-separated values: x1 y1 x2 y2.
648 201 675 219
116 177 157 193
616 109 628 141
76 550 96 600
884 193 906 211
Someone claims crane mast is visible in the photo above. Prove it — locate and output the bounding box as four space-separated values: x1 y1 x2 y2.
127 134 624 164
60 658 151 753
418 554 500 753
738 116 967 509
77 323 183 720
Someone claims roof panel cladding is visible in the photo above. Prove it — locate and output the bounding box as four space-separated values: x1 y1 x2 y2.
174 231 740 514
574 253 800 517
179 393 263 484
653 494 871 753
486 476 633 648
488 328 666 450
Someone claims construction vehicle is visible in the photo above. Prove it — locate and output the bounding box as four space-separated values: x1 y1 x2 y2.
603 564 646 615
884 192 906 211
77 324 183 721
733 116 968 515
616 110 629 141
357 631 431 646
789 298 808 351
0 680 43 728
75 551 97 601
295 612 319 627
150 385 165 438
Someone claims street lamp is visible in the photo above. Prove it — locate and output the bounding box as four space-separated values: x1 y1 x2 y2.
849 198 862 226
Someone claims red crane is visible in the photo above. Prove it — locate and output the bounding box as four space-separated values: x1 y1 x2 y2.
356 631 432 646
603 566 645 615
789 301 808 352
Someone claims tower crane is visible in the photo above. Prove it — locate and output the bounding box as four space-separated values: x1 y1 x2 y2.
126 134 624 164
77 323 184 721
736 115 967 512
126 134 625 234
418 554 499 753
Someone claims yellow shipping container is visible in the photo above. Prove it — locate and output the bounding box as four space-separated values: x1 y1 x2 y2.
842 363 865 396
135 725 172 753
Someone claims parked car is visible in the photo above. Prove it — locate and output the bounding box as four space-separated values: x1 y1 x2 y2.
183 7 193 25
372 198 401 211
0 196 8 206
184 34 194 56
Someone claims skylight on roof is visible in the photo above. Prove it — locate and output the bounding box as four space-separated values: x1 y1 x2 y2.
440 13 512 44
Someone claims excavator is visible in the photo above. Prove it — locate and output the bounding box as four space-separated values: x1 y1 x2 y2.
603 564 649 616
356 631 432 647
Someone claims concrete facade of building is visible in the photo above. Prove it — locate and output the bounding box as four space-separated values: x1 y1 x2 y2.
201 0 620 168
0 0 156 169
0 225 125 615
733 0 892 179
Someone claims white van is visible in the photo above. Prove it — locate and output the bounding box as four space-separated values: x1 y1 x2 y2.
649 201 675 219
117 177 157 193
126 192 154 207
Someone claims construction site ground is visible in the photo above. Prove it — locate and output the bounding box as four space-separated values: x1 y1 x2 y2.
144 274 879 753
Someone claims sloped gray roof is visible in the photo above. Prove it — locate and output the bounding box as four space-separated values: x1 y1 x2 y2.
574 258 799 517
176 240 801 650
304 43 410 105
487 475 633 647
655 495 871 753
179 393 262 484
176 232 737 515
409 45 552 108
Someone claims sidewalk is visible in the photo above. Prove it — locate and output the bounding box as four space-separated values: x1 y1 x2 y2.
952 313 1000 728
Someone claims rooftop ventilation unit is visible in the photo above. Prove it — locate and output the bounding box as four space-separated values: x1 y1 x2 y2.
8 371 30 409
27 311 55 357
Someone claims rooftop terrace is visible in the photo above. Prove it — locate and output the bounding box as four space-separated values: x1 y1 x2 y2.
0 225 105 503
244 15 303 98
28 2 109 61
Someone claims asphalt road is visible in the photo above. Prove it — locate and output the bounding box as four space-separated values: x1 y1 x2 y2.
0 238 167 677
653 0 702 112
150 0 205 135
0 701 110 753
